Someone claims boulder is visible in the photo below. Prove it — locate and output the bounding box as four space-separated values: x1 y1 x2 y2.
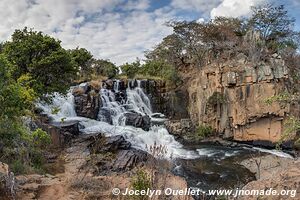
124 112 151 131
112 149 149 171
87 134 150 173
73 85 101 119
88 134 131 154
165 119 195 138
0 162 15 199
48 120 81 147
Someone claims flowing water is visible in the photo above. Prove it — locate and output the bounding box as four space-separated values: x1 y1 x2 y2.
38 80 293 194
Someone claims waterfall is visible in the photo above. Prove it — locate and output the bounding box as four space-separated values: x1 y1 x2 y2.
38 80 199 159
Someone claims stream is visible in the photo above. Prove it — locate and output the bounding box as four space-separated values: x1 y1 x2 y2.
38 80 293 196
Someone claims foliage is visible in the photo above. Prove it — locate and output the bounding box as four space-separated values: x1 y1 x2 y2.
130 169 152 200
2 27 78 97
146 5 299 69
119 60 180 85
248 4 295 42
207 92 226 106
195 124 213 139
69 47 93 77
120 60 141 78
276 116 300 149
91 59 118 78
140 60 180 85
0 52 50 175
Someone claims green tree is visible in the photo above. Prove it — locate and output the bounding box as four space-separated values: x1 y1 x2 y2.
120 60 141 78
92 59 118 78
69 47 93 78
3 27 78 97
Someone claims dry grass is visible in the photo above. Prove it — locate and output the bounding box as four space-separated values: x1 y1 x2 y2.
72 87 85 95
90 80 102 91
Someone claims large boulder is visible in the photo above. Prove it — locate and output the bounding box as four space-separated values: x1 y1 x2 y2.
124 112 151 131
88 134 131 154
112 149 149 171
87 134 150 173
73 84 101 119
48 120 81 147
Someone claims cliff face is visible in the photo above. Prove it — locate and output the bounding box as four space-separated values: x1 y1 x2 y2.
186 54 298 143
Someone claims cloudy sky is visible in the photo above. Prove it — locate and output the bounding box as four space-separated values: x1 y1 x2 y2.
1 0 299 65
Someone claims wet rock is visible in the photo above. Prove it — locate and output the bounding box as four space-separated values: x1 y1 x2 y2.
102 79 114 90
98 108 113 124
88 134 131 154
0 162 15 199
124 112 151 131
73 84 101 119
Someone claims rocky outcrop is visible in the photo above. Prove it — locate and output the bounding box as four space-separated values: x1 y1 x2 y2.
124 112 151 131
88 133 150 173
0 162 15 199
165 119 194 138
138 80 190 120
89 134 131 154
46 120 81 147
187 56 299 143
73 83 101 119
240 156 300 200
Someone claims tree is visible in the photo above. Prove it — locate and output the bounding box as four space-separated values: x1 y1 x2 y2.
145 34 185 67
248 4 295 42
92 59 118 78
120 60 141 78
3 27 78 97
69 47 93 77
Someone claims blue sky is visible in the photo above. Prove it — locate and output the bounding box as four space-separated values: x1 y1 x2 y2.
1 0 299 64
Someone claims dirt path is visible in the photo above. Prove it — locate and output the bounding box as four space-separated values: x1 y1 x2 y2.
17 137 89 200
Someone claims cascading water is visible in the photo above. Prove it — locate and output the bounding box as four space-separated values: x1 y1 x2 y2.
38 79 294 193
39 80 199 159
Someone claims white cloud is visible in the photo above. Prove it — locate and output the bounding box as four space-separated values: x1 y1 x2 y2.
210 0 267 18
171 0 221 14
0 0 175 65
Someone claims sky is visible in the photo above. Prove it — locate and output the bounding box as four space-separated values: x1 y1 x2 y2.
1 0 300 65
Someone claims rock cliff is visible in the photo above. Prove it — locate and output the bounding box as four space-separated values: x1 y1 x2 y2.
186 54 299 143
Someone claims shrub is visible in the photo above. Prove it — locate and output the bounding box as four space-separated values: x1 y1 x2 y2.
131 169 152 200
196 124 213 139
207 92 226 106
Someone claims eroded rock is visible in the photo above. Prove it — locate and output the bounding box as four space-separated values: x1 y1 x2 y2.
73 83 101 119
0 162 15 199
124 112 151 131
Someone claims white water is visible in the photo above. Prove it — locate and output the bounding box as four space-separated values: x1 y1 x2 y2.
38 80 293 160
38 81 199 159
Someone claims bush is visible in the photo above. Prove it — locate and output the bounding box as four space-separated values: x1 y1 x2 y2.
11 160 26 175
207 92 226 106
131 169 152 200
3 27 78 97
196 124 213 139
120 61 140 78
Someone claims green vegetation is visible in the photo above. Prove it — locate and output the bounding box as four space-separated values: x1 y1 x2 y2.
145 4 299 68
0 28 83 174
264 94 300 149
120 59 180 86
115 4 300 88
130 169 152 200
3 27 78 97
207 92 226 106
195 124 214 140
